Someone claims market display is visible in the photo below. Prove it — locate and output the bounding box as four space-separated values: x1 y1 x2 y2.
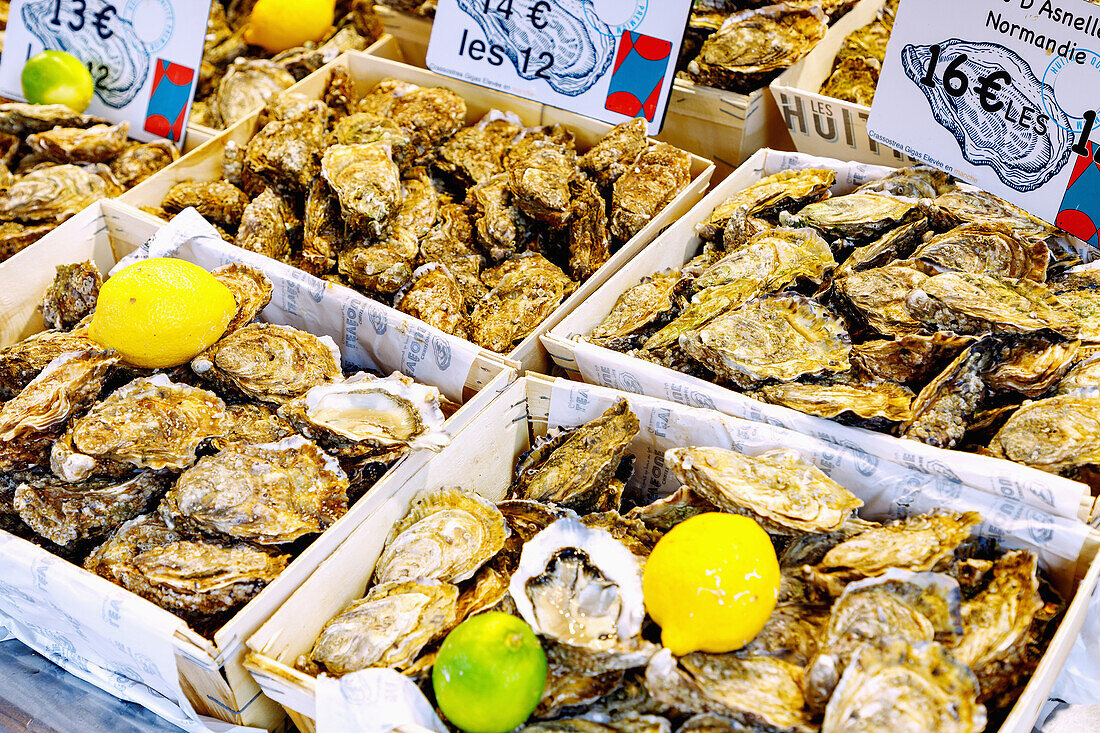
582 165 1100 487
294 400 1062 731
144 78 693 355
195 0 383 130
818 0 898 105
0 259 449 629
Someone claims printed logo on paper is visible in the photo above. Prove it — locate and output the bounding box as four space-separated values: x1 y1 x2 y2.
432 335 452 371
1057 140 1100 247
143 58 193 141
604 31 671 122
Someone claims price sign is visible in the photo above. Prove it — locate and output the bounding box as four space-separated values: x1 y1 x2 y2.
0 0 213 146
868 0 1100 241
425 0 695 134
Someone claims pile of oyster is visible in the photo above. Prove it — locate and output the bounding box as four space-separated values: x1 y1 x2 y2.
195 0 383 130
0 105 179 262
678 1 855 94
146 76 693 355
585 165 1100 489
818 0 899 105
374 0 436 17
298 401 1060 732
0 260 448 628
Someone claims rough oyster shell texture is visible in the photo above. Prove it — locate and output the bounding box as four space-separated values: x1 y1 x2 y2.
40 261 102 330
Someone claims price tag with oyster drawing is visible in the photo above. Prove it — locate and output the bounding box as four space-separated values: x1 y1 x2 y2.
0 0 212 146
426 0 694 133
868 0 1100 243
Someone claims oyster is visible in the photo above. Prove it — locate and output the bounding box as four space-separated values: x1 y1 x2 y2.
301 178 344 275
278 371 449 459
905 273 1079 337
212 262 273 332
27 122 130 164
623 486 715 532
925 189 1055 242
911 223 1048 281
0 221 57 261
667 446 863 533
373 489 508 586
850 332 973 387
695 169 835 243
819 56 879 106
386 85 466 157
437 114 521 185
235 188 300 260
470 254 575 353
580 118 649 189
0 164 116 223
535 667 624 721
986 335 1079 397
305 578 459 676
383 169 440 260
12 471 168 547
644 649 812 732
191 323 342 404
322 143 402 235
85 514 288 617
687 4 828 94
821 638 985 732
679 296 851 388
215 59 296 128
521 716 669 733
567 177 611 280
395 264 470 340
330 113 414 169
40 261 101 330
1058 345 1100 394
610 143 692 243
209 402 298 451
512 400 639 513
245 96 328 191
691 227 836 295
787 193 918 241
162 435 346 545
901 341 994 449
0 328 99 398
0 350 118 471
420 203 487 310
505 136 579 227
1050 285 1100 343
161 180 251 228
468 173 532 262
856 165 954 199
588 271 680 351
988 394 1100 473
51 375 228 482
109 140 179 188
0 103 106 135
338 245 413 295
757 380 914 423
836 219 930 276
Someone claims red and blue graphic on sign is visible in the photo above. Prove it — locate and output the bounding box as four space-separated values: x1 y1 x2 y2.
144 59 194 142
604 31 671 122
1057 141 1100 248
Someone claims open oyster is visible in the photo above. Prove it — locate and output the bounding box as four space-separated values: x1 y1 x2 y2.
610 143 692 243
679 295 851 388
695 169 835 243
988 394 1100 473
822 638 986 732
911 223 1048 281
905 273 1079 337
27 122 129 164
667 447 862 533
279 371 449 459
0 164 117 223
85 513 288 618
162 436 348 545
322 143 401 235
305 578 458 676
0 350 118 471
0 328 100 398
40 261 101 330
12 471 168 547
373 489 508 586
191 323 341 404
212 262 273 332
51 375 227 482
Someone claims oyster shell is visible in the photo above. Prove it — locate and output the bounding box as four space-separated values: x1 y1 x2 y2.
534 667 624 721
588 271 680 351
235 188 300 260
850 332 973 387
245 96 328 191
12 471 168 547
988 394 1100 473
836 219 930 276
757 380 914 423
330 112 414 168
695 169 835 243
0 164 116 223
209 402 298 452
513 400 638 513
0 350 118 471
384 169 440 260
580 118 649 189
687 4 828 94
911 223 1048 281
191 323 341 404
161 180 251 228
109 140 179 188
420 203 487 310
0 221 58 261
468 173 533 263
821 638 985 732
1057 345 1100 394
212 262 274 332
470 254 575 353
986 335 1079 397
386 85 466 158
215 59 296 128
644 649 812 732
305 578 459 676
27 122 130 164
395 264 470 340
521 716 669 733
0 103 106 135
679 295 851 388
925 189 1055 242
905 273 1079 337
819 56 879 106
623 486 715 532
568 177 611 280
41 261 101 330
0 329 99 398
373 489 508 586
667 446 863 533
338 245 413 295
322 143 402 235
505 136 579 227
1050 286 1100 343
610 143 692 243
692 227 836 295
856 165 955 199
787 192 918 241
162 436 348 545
301 178 344 275
901 341 994 449
437 114 521 185
279 371 449 459
85 513 288 617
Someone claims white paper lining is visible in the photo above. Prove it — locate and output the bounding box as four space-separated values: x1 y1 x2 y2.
316 670 446 733
113 208 480 402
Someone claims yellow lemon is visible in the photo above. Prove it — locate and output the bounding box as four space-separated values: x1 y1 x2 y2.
244 0 336 54
643 513 780 656
88 258 236 369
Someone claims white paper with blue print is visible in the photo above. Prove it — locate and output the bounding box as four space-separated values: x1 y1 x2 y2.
0 532 260 733
316 669 447 733
113 208 480 402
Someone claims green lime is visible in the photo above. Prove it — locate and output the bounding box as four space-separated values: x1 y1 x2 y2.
432 612 547 733
21 51 94 112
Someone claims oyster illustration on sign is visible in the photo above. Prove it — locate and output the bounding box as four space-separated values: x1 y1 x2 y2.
901 40 1073 192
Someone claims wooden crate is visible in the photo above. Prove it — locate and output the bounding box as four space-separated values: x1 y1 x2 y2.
540 148 1099 524
120 51 715 374
0 199 517 730
244 374 1100 733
